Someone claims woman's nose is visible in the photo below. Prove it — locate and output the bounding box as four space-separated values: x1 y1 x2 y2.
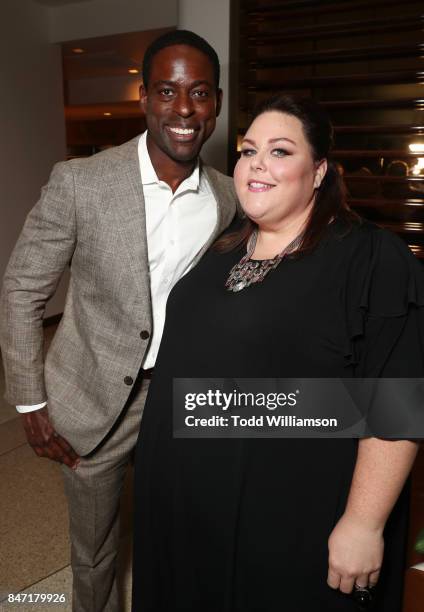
250 152 266 171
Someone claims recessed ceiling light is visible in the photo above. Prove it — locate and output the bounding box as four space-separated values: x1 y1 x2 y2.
128 68 139 74
72 48 85 54
409 143 424 153
103 112 112 117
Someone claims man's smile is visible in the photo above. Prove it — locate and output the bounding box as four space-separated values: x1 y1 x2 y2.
168 126 196 135
165 125 199 142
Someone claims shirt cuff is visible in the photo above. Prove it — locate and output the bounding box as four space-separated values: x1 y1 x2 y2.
16 402 47 413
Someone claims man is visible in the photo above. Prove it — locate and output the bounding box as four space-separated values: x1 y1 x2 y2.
0 30 237 611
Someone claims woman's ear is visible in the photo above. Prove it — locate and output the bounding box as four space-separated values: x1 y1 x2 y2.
314 159 328 189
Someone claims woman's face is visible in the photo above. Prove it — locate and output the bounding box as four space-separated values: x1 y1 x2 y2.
234 111 327 228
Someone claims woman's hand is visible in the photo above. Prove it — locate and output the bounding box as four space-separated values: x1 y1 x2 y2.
327 512 384 594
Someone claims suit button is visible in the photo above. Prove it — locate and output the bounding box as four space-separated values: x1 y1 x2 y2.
140 330 150 340
124 376 134 386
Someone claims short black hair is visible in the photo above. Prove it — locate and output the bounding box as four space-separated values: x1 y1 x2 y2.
142 29 220 90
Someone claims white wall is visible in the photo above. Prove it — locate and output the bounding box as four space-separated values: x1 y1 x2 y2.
178 0 231 174
47 0 178 42
0 0 68 317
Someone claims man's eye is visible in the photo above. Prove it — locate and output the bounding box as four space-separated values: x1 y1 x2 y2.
159 88 173 96
240 149 256 157
192 90 209 98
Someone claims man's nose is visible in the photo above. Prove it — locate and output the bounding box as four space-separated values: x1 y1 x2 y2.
174 92 194 117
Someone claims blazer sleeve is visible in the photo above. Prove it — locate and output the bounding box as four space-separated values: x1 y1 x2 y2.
0 161 77 405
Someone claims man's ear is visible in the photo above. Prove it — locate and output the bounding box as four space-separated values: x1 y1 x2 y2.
139 82 148 114
216 88 223 118
314 158 328 189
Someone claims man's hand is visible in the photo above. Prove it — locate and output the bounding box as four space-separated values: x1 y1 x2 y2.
21 406 80 469
327 512 383 594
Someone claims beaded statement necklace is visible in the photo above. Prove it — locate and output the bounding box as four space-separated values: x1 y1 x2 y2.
225 228 303 293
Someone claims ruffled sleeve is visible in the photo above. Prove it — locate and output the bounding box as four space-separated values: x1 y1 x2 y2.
342 224 424 377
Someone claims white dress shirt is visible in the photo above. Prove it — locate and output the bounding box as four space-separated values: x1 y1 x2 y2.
17 131 217 412
139 131 217 368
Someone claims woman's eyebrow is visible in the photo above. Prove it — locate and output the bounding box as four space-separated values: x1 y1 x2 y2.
269 137 296 145
241 138 256 146
241 137 296 146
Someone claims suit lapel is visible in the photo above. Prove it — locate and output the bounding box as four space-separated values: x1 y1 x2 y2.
107 137 152 317
104 143 235 311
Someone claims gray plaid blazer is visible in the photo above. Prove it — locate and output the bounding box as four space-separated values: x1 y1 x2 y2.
0 136 237 454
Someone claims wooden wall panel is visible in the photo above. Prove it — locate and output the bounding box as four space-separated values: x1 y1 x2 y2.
232 0 424 257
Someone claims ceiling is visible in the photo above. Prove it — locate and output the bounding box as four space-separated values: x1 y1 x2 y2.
65 101 142 121
62 28 173 80
34 0 94 6
62 27 174 120
31 2 175 123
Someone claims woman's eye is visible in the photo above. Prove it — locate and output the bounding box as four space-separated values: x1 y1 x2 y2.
240 149 255 157
271 148 288 157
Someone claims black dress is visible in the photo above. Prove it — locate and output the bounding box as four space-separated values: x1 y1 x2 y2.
132 219 424 612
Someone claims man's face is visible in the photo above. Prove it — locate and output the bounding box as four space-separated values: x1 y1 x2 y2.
140 44 222 164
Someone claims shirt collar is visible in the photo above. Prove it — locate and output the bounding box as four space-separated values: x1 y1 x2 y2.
139 131 160 185
138 131 201 191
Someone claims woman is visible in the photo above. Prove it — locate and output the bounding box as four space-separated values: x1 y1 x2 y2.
132 95 422 611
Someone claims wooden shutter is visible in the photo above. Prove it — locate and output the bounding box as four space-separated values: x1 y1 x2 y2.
230 0 424 257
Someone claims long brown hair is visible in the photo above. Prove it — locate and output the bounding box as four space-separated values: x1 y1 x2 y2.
215 94 360 254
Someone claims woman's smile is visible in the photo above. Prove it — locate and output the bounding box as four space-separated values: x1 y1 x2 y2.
247 180 275 192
